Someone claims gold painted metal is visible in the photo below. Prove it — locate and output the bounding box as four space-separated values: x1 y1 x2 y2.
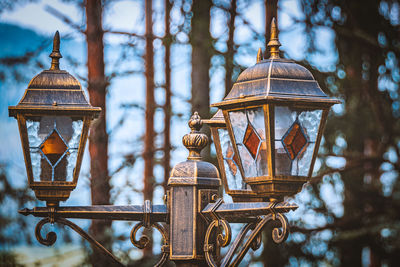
267 18 281 59
49 31 62 71
8 32 101 206
256 47 263 63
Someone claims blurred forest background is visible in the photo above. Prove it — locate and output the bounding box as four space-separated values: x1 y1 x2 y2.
0 0 400 266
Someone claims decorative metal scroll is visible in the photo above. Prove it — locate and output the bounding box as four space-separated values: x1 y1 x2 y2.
204 219 232 267
204 213 289 267
35 217 124 266
34 200 170 267
129 200 169 267
130 219 169 266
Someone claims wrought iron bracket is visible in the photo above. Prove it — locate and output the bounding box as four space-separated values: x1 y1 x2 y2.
20 202 169 266
35 216 124 266
202 201 296 267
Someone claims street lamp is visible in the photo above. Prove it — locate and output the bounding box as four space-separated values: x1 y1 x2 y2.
10 21 338 267
9 32 101 207
210 19 339 201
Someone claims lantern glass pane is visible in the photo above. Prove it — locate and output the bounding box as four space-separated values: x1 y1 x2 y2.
27 116 83 182
218 128 247 190
274 106 322 176
274 141 291 175
292 143 315 176
229 107 268 177
275 106 296 139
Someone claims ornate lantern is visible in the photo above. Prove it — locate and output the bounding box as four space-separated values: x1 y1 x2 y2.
211 19 340 201
8 32 101 206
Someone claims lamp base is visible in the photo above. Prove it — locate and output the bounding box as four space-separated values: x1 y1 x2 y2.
246 176 310 199
32 188 72 204
230 195 269 202
30 182 75 204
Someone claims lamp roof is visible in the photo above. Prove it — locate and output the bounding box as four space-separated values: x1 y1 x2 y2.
9 31 100 118
212 18 340 109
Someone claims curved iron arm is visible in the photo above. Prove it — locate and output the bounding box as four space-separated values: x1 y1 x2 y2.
202 200 293 267
35 217 124 266
230 213 289 266
24 203 170 267
220 221 258 266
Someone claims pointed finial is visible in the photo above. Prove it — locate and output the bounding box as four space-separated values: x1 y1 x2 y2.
18 208 33 216
49 31 62 70
257 47 263 63
267 18 281 59
182 112 208 160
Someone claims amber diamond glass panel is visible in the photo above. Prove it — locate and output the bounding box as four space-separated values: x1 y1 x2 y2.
40 131 68 165
282 122 307 160
243 123 261 159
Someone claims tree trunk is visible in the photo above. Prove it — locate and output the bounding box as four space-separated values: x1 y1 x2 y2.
143 0 155 258
190 0 212 159
85 0 112 265
163 0 172 190
264 0 278 58
224 0 237 97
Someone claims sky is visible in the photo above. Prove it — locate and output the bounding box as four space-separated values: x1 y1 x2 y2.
0 0 341 263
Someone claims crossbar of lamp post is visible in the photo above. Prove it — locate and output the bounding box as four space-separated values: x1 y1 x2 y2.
201 201 298 223
19 204 168 222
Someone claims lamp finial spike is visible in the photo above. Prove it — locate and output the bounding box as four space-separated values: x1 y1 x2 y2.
257 47 263 63
49 31 62 70
267 17 281 59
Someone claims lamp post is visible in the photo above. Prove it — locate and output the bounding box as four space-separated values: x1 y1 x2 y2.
10 21 339 267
